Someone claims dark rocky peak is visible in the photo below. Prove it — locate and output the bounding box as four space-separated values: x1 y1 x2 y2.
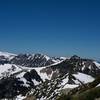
40 59 76 78
40 56 100 79
16 53 30 57
33 53 46 59
24 69 43 82
70 55 81 61
51 57 66 62
14 53 32 59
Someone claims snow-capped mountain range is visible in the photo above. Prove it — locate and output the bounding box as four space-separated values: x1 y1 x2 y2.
0 51 65 67
0 51 100 100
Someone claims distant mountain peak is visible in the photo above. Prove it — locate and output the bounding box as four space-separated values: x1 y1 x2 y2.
70 55 80 60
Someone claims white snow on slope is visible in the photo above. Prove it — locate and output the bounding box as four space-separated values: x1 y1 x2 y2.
96 84 100 87
0 64 21 78
60 57 67 60
4 95 26 100
34 67 50 81
74 72 94 84
63 84 78 89
94 61 100 69
16 95 26 100
0 51 16 59
61 76 68 86
61 72 94 89
61 76 78 89
44 55 50 60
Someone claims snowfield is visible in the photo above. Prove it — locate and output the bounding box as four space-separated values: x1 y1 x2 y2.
0 64 21 78
73 72 94 84
0 51 16 59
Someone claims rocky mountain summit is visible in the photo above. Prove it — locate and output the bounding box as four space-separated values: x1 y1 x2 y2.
0 52 65 67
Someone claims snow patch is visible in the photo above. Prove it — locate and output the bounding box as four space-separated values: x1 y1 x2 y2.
63 84 78 89
74 72 94 84
0 64 21 78
94 61 100 69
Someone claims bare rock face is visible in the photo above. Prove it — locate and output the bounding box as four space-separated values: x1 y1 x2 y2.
23 95 36 100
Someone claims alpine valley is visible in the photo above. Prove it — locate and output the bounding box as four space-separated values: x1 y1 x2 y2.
0 51 100 100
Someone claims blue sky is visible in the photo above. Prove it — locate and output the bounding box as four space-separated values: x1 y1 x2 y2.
0 0 100 59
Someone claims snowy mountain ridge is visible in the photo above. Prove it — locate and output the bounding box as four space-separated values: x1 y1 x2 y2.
0 51 100 99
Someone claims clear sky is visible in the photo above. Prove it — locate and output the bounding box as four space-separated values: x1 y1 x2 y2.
0 0 100 59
